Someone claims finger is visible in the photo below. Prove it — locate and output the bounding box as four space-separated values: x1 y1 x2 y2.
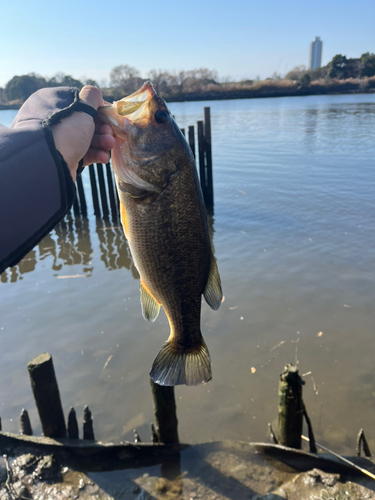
79 85 103 111
83 147 111 166
90 132 116 151
94 123 115 136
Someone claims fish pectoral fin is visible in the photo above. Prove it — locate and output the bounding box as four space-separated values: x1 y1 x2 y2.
149 340 212 386
203 252 223 311
140 281 161 322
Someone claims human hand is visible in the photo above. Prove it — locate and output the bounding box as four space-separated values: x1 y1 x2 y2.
52 86 115 182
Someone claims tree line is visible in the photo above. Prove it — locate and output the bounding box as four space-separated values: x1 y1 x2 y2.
1 52 375 105
0 66 219 103
285 52 375 87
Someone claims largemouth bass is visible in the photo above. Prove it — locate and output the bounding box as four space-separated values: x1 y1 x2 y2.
98 81 222 386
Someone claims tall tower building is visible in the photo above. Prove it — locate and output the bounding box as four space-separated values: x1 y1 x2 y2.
309 37 323 70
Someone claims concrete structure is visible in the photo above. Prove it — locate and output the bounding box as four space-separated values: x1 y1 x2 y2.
309 37 323 70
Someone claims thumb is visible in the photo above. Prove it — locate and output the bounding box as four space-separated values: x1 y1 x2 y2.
79 85 103 110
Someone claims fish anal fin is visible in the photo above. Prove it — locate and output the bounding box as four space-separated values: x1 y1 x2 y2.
140 280 161 322
150 340 212 386
203 252 223 311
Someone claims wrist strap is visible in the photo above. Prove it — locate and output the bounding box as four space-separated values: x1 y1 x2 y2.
75 102 98 120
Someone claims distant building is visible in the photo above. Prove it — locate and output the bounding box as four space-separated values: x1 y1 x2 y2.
309 37 323 70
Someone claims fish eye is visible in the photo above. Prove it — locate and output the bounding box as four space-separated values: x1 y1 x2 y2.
155 110 168 124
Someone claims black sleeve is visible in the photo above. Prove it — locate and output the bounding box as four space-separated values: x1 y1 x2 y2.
0 86 84 274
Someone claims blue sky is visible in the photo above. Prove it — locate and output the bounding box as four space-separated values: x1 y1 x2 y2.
1 0 374 87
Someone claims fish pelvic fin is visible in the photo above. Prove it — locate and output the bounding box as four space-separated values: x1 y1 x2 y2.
203 252 223 311
140 281 161 322
150 340 212 387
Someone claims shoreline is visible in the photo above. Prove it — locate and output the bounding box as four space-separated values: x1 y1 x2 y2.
1 82 374 110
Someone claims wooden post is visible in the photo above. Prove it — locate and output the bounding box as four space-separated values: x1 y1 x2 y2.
68 407 79 439
76 174 87 217
204 107 214 213
72 194 80 216
197 120 208 206
151 423 158 444
83 405 95 440
188 125 195 159
105 162 118 221
180 128 185 136
278 364 304 449
96 163 109 220
88 164 101 217
133 429 142 443
20 409 32 436
27 353 67 438
150 378 179 444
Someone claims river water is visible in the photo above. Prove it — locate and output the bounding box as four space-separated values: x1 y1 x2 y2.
1 93 375 455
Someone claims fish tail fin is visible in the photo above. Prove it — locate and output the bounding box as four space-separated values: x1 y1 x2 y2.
149 338 212 387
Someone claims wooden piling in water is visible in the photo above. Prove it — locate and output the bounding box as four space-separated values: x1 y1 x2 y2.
204 107 214 212
96 163 109 220
180 128 185 137
20 409 32 436
188 125 195 159
76 174 87 217
73 194 80 216
150 379 179 444
83 405 95 440
151 423 158 444
27 353 66 438
88 164 101 217
105 162 118 220
68 407 79 439
197 120 208 206
133 429 142 443
278 364 304 449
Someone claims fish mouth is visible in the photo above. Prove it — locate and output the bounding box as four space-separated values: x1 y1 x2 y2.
98 81 157 132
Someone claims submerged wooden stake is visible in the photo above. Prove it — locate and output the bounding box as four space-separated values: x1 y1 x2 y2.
20 409 32 436
68 407 79 440
357 429 372 457
150 379 179 444
83 405 95 441
133 429 142 443
278 364 304 449
27 353 66 438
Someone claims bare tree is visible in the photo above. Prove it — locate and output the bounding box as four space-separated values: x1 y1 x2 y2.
109 65 142 93
147 69 171 94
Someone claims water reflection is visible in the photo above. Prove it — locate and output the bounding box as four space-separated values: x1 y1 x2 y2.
1 205 216 283
304 109 318 149
0 213 138 283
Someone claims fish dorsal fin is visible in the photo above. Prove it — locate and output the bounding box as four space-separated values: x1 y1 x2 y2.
140 281 161 322
203 252 223 311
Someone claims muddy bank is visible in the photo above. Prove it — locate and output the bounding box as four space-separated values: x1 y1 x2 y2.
1 440 375 499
